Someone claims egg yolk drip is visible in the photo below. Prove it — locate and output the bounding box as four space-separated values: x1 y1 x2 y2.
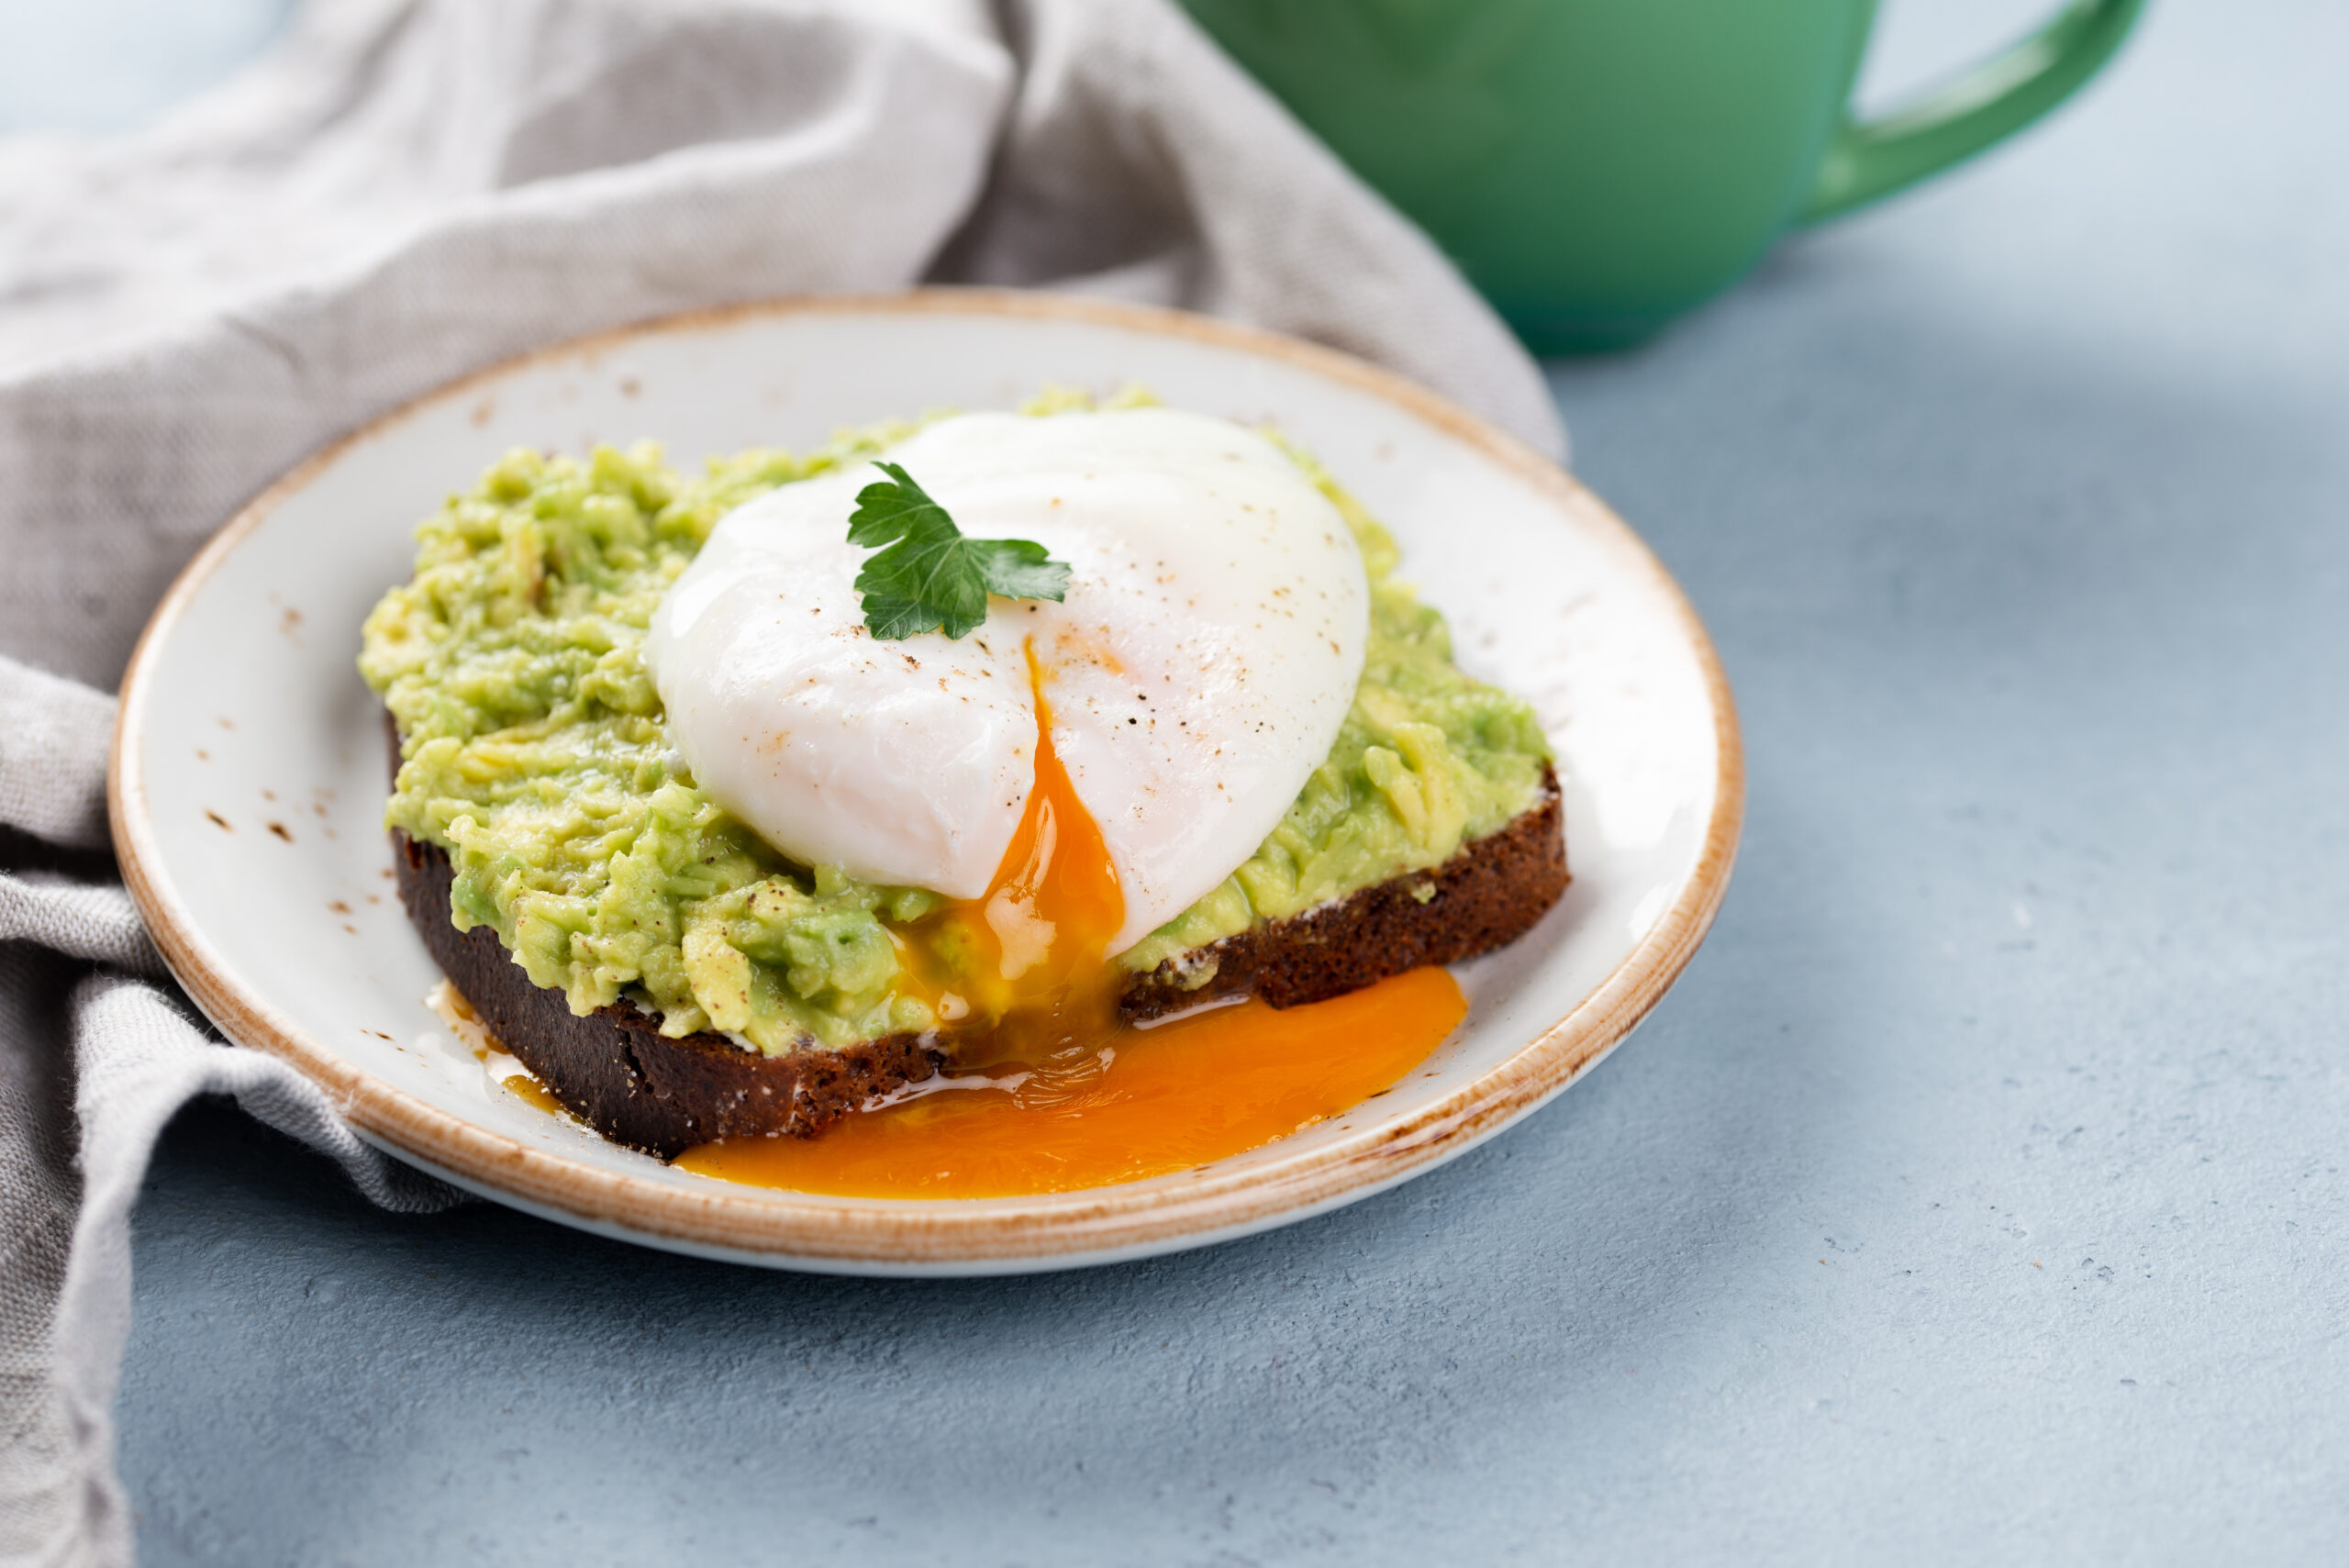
896 641 1130 1071
667 642 1468 1198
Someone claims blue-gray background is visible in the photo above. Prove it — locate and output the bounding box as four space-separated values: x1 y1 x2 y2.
13 0 2346 1561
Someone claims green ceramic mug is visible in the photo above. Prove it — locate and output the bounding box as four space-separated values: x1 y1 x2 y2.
1177 0 2145 351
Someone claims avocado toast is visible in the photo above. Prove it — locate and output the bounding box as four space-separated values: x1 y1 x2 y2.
362 400 1567 1159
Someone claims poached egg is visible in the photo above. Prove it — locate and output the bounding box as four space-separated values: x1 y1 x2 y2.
644 407 1370 954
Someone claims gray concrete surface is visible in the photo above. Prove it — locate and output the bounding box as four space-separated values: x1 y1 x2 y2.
54 0 2349 1562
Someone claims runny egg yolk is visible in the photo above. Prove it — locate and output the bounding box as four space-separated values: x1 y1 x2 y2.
667 644 1469 1199
903 641 1130 1068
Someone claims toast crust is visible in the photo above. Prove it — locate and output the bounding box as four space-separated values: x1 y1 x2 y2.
1119 766 1566 1020
393 767 1565 1160
395 831 944 1158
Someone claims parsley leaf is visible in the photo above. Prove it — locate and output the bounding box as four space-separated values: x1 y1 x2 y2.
845 461 1072 639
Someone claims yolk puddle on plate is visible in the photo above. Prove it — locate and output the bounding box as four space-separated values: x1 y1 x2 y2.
675 966 1464 1198
671 641 1465 1198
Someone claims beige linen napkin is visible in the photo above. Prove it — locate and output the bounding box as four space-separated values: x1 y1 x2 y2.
0 3 1562 1562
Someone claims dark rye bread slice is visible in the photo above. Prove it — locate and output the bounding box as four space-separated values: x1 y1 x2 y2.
395 830 944 1159
1119 765 1566 1020
393 765 1566 1160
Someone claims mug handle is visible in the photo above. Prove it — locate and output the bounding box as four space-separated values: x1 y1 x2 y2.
1801 0 2145 222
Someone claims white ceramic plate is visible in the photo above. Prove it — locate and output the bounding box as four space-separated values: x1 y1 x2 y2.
111 291 1742 1275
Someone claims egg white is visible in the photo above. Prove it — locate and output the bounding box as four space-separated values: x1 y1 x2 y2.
645 408 1370 953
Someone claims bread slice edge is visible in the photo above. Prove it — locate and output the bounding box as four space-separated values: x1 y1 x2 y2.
392 766 1566 1160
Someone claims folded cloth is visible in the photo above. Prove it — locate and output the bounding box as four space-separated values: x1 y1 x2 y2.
0 2 1563 1562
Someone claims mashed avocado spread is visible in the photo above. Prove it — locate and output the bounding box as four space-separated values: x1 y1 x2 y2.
360 396 1552 1054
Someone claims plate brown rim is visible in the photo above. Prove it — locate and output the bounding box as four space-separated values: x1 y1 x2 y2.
109 287 1744 1269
